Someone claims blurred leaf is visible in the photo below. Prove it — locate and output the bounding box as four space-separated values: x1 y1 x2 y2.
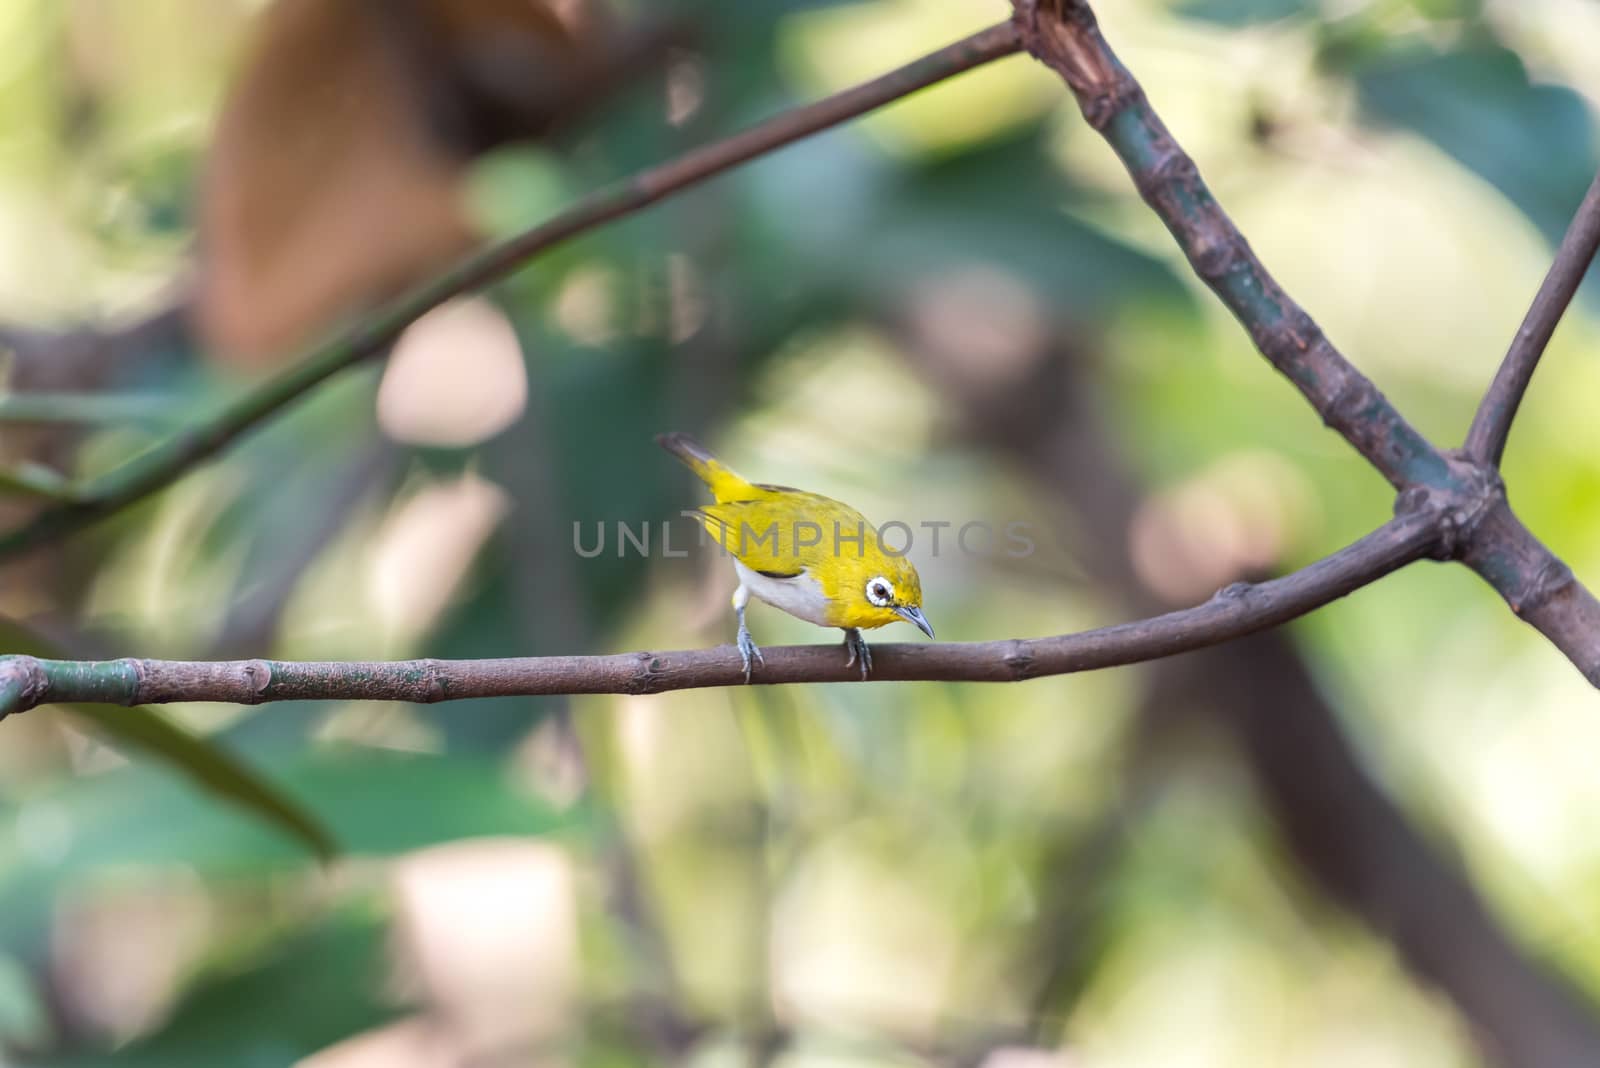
1175 0 1316 26
758 0 866 10
868 126 1192 312
0 461 76 501
193 0 599 362
0 748 584 952
0 619 334 862
423 554 563 751
744 122 1189 316
1411 0 1483 19
0 392 185 426
0 951 50 1050
669 0 869 29
1353 42 1599 244
47 909 391 1068
464 145 574 237
61 705 335 860
6 750 576 878
198 372 389 657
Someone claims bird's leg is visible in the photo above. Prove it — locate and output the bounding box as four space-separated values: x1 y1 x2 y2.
843 628 872 680
733 584 762 683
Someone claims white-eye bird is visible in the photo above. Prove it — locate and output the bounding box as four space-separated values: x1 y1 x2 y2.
659 432 934 681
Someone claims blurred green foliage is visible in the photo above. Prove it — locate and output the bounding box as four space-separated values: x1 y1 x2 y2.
0 619 334 864
1353 42 1597 245
1 0 1599 1064
51 911 392 1068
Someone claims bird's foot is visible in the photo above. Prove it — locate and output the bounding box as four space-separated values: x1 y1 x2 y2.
843 628 872 680
736 623 764 684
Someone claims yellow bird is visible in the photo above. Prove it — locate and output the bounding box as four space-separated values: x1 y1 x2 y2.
659 432 934 680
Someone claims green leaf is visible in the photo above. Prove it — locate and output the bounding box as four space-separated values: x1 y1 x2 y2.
44 909 392 1068
1353 43 1598 245
0 749 586 953
0 952 50 1050
62 704 336 861
0 619 334 862
0 391 186 427
1175 0 1315 26
464 146 574 239
0 461 77 502
867 124 1192 312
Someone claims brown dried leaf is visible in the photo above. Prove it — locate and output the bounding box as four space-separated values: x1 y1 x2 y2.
193 0 594 365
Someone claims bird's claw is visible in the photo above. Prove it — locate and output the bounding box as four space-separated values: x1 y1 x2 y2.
736 624 764 684
843 628 872 680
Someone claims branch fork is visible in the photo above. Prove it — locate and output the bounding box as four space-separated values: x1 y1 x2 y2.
1392 451 1504 561
0 655 47 710
1017 0 1600 682
1013 0 1130 126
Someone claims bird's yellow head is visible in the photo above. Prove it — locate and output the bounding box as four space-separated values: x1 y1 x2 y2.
824 548 933 636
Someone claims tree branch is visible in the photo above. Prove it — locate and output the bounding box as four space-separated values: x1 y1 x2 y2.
0 511 1439 718
1014 0 1600 685
1465 169 1600 466
0 20 1023 563
906 316 1600 1068
1461 495 1600 686
6 2 1600 709
1011 0 1444 490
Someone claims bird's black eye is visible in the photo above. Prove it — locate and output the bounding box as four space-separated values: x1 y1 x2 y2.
866 577 893 607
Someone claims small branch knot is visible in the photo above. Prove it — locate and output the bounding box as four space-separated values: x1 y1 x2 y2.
0 655 50 720
1012 0 1138 128
242 659 273 701
1012 0 1069 54
1321 372 1382 432
1003 639 1037 681
1012 0 1045 61
629 652 668 695
1216 581 1254 602
1394 452 1504 560
1392 485 1430 516
1514 557 1576 616
1439 454 1504 559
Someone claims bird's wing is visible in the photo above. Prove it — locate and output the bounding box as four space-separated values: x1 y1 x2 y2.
696 492 870 578
693 499 804 577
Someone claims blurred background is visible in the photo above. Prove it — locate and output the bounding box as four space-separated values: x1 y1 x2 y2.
1 0 1599 1064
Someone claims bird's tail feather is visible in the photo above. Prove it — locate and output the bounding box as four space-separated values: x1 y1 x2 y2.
656 432 755 502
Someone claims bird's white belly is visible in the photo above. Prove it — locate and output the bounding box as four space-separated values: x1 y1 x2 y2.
734 561 834 628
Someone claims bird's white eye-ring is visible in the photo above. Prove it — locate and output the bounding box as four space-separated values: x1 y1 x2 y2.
865 576 894 607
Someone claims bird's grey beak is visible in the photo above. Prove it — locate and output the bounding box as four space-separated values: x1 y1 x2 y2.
895 605 934 639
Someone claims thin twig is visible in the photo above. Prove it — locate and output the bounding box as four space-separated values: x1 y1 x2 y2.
1465 169 1600 466
0 511 1439 718
0 20 1023 563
